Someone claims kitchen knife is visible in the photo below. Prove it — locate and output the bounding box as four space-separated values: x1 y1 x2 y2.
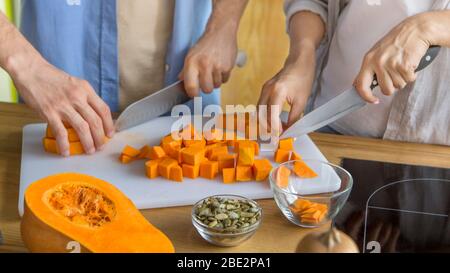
115 51 247 131
280 46 440 139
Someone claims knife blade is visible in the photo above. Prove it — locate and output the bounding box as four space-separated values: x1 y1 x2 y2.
115 51 248 131
280 45 441 139
115 80 189 131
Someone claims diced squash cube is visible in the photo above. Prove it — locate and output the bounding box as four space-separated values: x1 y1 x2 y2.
148 146 166 160
119 154 133 164
236 165 253 181
252 159 272 181
200 160 219 179
162 140 181 158
121 145 140 158
43 138 84 155
46 126 80 142
182 164 200 179
238 145 255 166
209 146 229 161
222 168 236 184
234 140 259 155
275 165 291 188
137 145 151 159
169 165 183 182
274 149 291 163
161 134 182 145
181 146 205 166
292 199 313 213
278 138 294 151
183 139 206 148
290 151 302 161
145 160 160 179
218 154 236 171
158 158 178 179
171 147 185 163
293 161 318 178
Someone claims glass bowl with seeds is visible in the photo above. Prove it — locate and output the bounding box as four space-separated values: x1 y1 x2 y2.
191 194 262 247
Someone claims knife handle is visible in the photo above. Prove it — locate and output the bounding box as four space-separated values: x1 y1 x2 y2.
369 45 440 90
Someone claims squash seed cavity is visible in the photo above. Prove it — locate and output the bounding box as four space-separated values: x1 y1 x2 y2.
45 182 116 228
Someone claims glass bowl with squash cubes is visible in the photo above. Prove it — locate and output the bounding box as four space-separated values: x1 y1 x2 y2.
269 159 353 228
192 195 262 247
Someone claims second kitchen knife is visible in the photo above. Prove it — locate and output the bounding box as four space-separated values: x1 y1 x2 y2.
281 46 441 139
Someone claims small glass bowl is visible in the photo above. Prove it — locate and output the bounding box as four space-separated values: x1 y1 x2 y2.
191 194 262 247
269 160 353 228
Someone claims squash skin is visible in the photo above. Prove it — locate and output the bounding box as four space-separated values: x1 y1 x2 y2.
21 173 175 253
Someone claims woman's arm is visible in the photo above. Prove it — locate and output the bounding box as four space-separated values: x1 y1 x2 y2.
258 10 325 131
181 0 249 97
0 12 114 156
354 10 450 103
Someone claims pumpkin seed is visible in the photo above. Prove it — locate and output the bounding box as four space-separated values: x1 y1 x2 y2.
215 213 228 220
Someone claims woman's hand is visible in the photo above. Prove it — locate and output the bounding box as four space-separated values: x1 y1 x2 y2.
354 13 435 103
10 57 114 157
258 46 317 133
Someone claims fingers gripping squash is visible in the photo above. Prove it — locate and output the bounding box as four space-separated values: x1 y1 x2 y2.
21 173 174 253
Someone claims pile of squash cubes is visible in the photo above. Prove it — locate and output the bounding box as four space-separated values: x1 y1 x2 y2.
119 123 276 183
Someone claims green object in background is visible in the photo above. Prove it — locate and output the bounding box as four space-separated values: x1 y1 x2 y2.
0 0 18 103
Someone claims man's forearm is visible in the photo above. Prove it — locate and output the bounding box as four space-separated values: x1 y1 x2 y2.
0 12 43 79
205 0 249 35
286 11 325 65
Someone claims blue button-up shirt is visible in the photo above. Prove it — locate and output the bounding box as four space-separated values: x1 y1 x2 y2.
20 0 220 112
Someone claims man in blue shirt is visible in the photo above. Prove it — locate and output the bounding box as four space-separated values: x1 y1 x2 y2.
0 0 248 156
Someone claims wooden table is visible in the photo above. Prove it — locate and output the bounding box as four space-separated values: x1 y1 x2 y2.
0 102 449 253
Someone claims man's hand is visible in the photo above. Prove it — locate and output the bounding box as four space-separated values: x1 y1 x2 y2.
354 12 438 103
0 12 114 157
180 26 238 96
179 0 248 96
13 60 115 157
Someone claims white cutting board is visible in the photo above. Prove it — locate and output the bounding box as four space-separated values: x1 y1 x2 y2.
19 116 333 216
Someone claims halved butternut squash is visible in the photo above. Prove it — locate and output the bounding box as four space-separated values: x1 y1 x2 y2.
21 173 174 253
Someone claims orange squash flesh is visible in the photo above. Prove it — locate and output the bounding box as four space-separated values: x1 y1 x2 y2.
275 165 291 188
222 168 236 184
43 138 85 156
46 126 80 142
21 173 174 253
121 145 141 158
145 160 160 179
149 146 166 160
252 159 272 181
117 120 318 184
217 154 236 172
293 161 318 178
200 160 219 180
290 199 328 224
278 138 294 151
290 151 302 161
274 149 291 163
236 165 253 181
182 164 200 179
